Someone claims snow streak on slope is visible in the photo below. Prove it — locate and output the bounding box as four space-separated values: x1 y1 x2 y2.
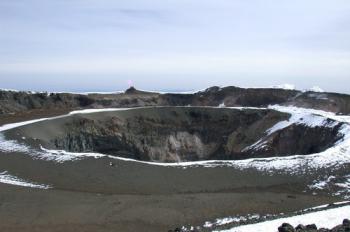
0 108 131 132
0 117 54 132
0 133 105 163
0 171 51 189
217 205 350 232
39 146 105 162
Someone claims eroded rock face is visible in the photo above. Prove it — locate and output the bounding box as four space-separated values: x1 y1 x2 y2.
31 107 342 162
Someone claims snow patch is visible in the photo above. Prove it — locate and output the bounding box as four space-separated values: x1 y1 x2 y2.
308 176 336 190
0 134 31 153
301 201 350 211
39 146 105 163
0 133 104 163
333 175 350 199
68 108 129 115
204 214 260 228
0 171 51 189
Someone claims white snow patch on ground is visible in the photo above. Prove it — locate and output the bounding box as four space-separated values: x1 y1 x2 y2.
204 214 260 228
217 205 350 232
0 134 31 153
309 174 350 199
0 171 51 189
39 146 105 163
0 133 105 163
301 201 350 211
309 176 336 190
335 175 350 189
333 175 350 199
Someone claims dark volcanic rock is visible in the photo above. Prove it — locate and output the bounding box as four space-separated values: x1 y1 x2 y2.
279 223 296 232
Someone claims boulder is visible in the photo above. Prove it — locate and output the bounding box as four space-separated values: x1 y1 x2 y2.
279 223 296 232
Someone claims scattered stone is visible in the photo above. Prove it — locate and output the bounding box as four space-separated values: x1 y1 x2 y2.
318 229 330 232
305 224 317 231
279 223 296 232
296 224 307 231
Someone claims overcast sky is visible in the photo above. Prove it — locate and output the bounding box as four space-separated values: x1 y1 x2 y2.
0 0 350 93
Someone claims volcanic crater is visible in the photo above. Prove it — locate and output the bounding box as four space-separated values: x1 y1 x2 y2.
5 107 344 162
